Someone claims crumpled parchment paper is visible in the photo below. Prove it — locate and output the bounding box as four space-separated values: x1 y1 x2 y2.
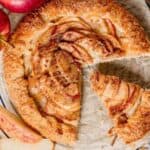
0 0 150 150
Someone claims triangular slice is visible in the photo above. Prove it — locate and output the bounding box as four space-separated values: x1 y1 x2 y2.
2 0 150 146
28 50 82 126
90 71 150 143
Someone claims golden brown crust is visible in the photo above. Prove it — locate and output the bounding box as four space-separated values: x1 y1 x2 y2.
3 48 78 146
10 0 150 61
90 72 150 143
3 0 150 146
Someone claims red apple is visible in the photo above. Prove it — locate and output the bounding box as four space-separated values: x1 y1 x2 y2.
0 9 10 40
0 0 46 13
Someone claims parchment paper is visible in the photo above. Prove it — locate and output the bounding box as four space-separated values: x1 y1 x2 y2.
0 0 150 150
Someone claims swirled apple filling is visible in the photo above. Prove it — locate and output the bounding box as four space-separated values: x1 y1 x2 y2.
23 17 122 125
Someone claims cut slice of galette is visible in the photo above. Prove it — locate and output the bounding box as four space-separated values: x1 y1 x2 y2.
91 71 150 143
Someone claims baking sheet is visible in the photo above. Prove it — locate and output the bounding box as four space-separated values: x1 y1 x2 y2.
0 0 150 149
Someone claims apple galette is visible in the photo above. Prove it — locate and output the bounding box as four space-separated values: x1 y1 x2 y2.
2 0 150 146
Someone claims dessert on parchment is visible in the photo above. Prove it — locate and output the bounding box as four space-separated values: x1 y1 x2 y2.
2 0 150 146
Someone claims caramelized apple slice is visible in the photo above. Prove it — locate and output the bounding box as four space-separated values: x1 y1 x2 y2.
58 42 92 64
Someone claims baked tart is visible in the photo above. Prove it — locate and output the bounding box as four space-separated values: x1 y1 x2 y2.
2 0 150 146
91 72 150 143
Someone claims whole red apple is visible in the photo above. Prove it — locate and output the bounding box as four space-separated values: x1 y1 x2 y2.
0 0 45 13
0 9 10 40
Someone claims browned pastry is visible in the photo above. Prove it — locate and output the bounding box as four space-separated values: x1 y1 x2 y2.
0 106 42 143
3 46 81 146
2 0 150 146
91 72 150 143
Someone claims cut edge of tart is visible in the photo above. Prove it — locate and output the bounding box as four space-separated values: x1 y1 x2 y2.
0 138 54 150
0 105 42 143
